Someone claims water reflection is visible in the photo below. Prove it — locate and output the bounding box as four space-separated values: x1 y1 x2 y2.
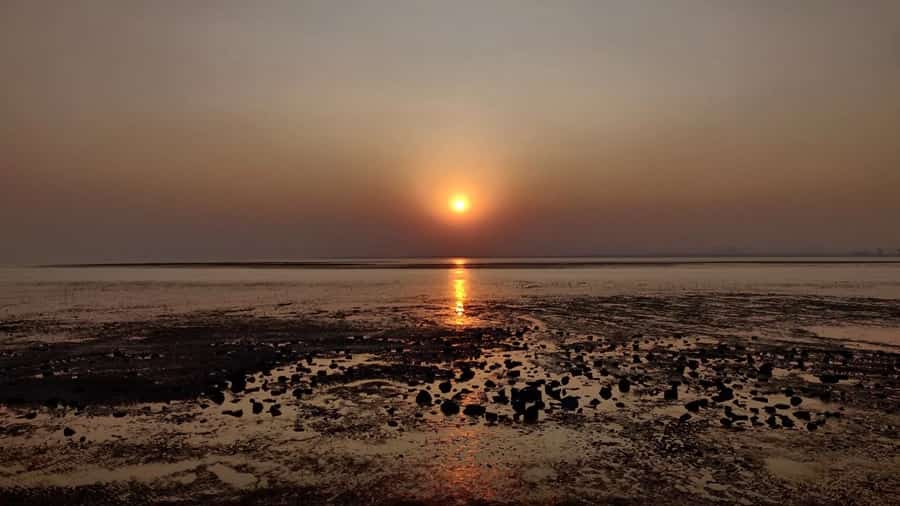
451 259 468 325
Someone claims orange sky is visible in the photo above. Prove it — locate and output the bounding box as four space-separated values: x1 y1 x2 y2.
2 1 900 262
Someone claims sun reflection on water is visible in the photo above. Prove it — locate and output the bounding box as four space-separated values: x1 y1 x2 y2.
451 259 468 325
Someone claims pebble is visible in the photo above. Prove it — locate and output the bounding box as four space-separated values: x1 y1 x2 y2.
416 390 432 406
441 400 460 416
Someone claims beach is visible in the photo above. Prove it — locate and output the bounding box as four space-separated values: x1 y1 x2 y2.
1 259 899 505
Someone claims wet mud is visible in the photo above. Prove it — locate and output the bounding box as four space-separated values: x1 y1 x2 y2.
1 292 899 505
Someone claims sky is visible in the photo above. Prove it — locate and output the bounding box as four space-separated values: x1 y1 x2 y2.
2 1 900 262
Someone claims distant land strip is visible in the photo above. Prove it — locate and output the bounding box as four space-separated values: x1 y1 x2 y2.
41 258 900 269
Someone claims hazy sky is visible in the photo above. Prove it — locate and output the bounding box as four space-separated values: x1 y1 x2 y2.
3 1 900 262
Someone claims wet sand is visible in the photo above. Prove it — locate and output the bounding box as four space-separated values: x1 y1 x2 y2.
1 264 899 504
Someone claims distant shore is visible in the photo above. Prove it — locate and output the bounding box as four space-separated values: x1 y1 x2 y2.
40 257 900 270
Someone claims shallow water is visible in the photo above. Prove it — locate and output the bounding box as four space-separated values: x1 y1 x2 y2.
3 258 900 322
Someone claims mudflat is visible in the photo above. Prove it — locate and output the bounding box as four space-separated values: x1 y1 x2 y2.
1 264 899 505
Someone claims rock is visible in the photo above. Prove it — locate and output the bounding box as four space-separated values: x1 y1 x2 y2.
504 359 522 369
793 410 811 420
520 387 542 403
112 410 126 418
229 375 247 393
806 422 818 432
387 420 398 427
441 400 460 416
463 404 486 417
438 381 453 393
819 374 840 384
685 399 709 413
790 396 803 406
416 390 432 406
458 368 475 382
63 427 75 437
223 409 243 417
523 404 540 424
208 390 226 405
485 411 498 423
560 396 579 411
269 405 282 417
712 386 734 403
484 379 496 389
720 417 733 427
664 386 678 401
251 400 264 414
618 378 631 393
679 413 692 423
599 386 613 400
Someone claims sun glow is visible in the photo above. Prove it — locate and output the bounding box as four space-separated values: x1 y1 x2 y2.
450 194 470 214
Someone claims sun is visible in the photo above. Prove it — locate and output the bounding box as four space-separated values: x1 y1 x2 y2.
450 194 470 214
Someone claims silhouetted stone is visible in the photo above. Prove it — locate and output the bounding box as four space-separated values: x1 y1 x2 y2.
463 404 485 417
416 390 432 406
679 413 692 423
269 405 282 417
712 385 733 403
458 368 475 382
251 400 263 414
63 427 75 437
618 378 631 393
793 410 811 420
600 385 612 400
112 410 126 418
524 404 540 423
229 375 246 393
561 396 579 411
485 411 498 423
441 400 460 416
208 390 226 405
819 374 840 384
664 386 678 401
439 381 452 393
790 396 803 406
223 409 243 417
685 399 708 413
